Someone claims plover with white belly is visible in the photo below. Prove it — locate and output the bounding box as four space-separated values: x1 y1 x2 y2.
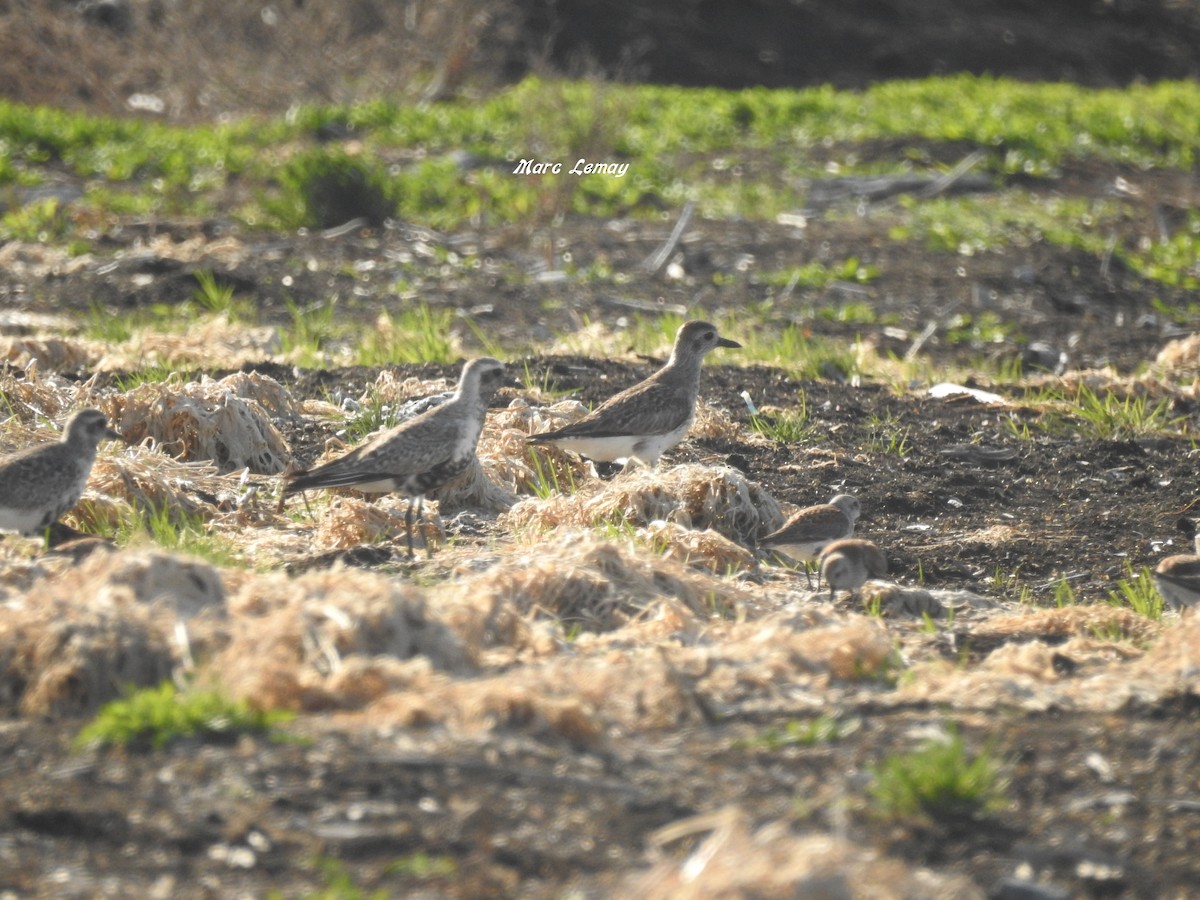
0 409 124 538
281 356 506 557
528 320 740 467
759 493 861 586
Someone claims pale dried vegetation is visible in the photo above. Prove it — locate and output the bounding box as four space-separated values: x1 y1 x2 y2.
2 330 1200 893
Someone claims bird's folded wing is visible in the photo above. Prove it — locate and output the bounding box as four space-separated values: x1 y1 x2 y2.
544 378 691 438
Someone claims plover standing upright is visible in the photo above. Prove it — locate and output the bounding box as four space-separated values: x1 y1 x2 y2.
281 357 506 557
1154 534 1200 610
528 320 740 467
0 409 124 537
818 537 888 600
759 493 861 586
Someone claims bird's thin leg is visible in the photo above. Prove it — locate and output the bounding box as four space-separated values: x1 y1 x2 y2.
404 498 415 559
418 496 433 559
803 562 815 589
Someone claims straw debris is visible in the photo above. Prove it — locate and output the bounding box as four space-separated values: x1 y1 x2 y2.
105 371 293 474
503 463 783 546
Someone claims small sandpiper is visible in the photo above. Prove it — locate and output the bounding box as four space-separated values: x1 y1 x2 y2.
0 409 124 538
1154 534 1200 611
759 493 861 586
281 357 506 557
818 537 888 601
527 320 740 467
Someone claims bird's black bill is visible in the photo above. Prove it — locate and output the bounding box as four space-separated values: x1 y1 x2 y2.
717 337 741 349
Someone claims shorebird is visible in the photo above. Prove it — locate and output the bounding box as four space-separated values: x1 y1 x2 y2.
818 537 887 601
281 357 506 557
759 493 861 587
0 409 124 537
528 320 740 467
1154 534 1200 611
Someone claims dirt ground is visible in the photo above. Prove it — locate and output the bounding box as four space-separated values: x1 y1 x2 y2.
3 4 1200 900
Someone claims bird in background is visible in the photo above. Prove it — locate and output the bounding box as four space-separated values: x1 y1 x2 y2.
527 320 740 467
0 408 124 541
1154 533 1200 611
758 493 861 587
818 537 888 601
281 357 506 558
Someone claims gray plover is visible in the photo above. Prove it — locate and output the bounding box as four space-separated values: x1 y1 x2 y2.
818 537 887 600
1154 534 1200 611
759 493 861 586
0 409 124 537
528 320 740 466
281 357 505 557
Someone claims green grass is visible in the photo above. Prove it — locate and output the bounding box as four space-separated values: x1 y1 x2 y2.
356 305 457 365
870 726 1008 821
74 681 293 751
1033 384 1188 441
97 503 243 567
749 391 816 443
1104 564 1165 619
863 412 912 457
5 76 1200 288
738 714 861 751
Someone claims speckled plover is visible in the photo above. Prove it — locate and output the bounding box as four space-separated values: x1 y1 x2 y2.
281 357 506 557
818 537 888 601
759 493 861 586
0 409 124 537
528 320 739 467
1154 534 1200 611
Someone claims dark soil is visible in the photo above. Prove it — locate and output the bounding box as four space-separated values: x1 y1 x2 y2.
4 4 1200 899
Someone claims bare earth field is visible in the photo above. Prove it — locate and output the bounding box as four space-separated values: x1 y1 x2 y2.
0 150 1198 897
2 3 1200 900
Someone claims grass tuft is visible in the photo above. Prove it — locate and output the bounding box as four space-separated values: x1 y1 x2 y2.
74 681 293 751
870 726 1008 821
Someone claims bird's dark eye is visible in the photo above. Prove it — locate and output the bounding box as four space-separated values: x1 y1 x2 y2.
705 331 714 340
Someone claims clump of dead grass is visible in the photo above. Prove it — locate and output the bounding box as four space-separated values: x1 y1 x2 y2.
447 532 747 637
104 371 294 474
0 549 229 715
95 315 281 371
503 463 783 546
213 566 472 712
1 337 101 373
627 807 983 899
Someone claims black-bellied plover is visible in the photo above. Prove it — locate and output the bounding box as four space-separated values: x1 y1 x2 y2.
759 493 861 586
0 409 124 537
818 537 887 600
1154 534 1200 611
528 320 740 466
281 357 506 557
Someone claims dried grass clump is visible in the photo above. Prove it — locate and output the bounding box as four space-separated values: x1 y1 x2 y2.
1 337 101 373
504 463 783 546
96 315 281 371
977 605 1161 646
363 667 606 746
0 553 193 716
627 807 983 899
310 497 415 551
453 533 746 636
214 566 470 712
0 366 79 428
484 397 594 497
640 520 756 574
87 443 225 521
106 372 292 474
1154 332 1200 380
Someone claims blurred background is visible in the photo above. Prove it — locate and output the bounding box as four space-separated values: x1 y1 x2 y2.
4 0 1200 121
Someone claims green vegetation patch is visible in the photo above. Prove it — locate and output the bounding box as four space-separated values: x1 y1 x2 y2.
870 726 1008 821
75 681 294 751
